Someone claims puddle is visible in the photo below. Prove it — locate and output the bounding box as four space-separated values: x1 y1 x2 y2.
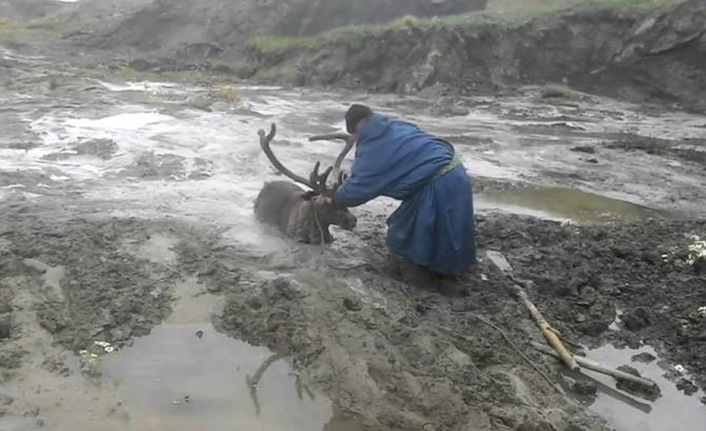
570 344 706 431
476 186 662 222
22 258 66 300
102 323 364 431
165 275 220 324
131 232 179 264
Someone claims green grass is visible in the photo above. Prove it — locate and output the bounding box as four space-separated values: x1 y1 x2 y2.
537 85 590 103
0 14 85 44
25 14 87 39
487 0 682 13
0 17 31 44
571 0 684 12
71 65 241 86
246 0 685 54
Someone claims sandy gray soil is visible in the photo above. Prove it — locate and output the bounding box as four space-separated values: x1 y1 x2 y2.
0 41 705 431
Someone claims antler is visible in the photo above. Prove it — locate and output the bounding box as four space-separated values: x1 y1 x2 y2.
308 132 355 187
258 123 334 194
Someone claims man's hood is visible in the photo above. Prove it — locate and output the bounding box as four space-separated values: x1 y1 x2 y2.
358 114 392 142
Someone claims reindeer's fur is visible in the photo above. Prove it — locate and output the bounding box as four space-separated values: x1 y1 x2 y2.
253 123 357 244
254 180 356 244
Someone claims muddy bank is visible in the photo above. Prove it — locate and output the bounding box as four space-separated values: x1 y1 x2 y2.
0 206 214 354
0 203 704 430
6 0 706 114
0 202 251 428
478 216 706 389
214 213 706 430
0 0 62 19
56 0 486 58
242 0 706 112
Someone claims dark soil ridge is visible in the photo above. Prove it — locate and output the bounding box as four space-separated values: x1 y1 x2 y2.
241 0 706 112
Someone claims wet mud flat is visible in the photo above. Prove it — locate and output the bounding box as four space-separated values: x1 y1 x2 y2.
0 201 704 431
0 47 705 430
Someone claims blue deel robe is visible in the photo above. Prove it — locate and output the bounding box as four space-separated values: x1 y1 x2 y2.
333 113 476 276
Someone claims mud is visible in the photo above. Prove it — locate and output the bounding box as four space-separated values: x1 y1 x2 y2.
209 214 706 430
603 135 706 166
0 43 705 431
54 0 487 56
478 216 706 389
241 0 706 113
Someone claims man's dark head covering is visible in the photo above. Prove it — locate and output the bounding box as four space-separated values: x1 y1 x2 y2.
345 104 373 134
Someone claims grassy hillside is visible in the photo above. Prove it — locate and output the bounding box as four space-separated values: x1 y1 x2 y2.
247 0 686 54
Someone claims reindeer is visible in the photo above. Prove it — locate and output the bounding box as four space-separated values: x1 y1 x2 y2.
253 123 357 244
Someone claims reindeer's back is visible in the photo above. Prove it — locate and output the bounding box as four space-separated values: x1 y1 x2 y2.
254 181 305 227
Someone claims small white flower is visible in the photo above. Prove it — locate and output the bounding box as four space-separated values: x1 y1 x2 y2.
683 234 706 266
105 346 115 353
698 306 706 318
675 364 686 374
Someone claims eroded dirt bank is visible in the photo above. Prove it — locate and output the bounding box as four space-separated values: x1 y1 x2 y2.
51 0 486 57
5 1 706 113
243 0 706 112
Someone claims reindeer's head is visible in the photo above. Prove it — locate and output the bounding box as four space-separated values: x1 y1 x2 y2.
304 189 357 231
258 123 357 235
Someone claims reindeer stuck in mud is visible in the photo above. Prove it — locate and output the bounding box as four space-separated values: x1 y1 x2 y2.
254 123 357 244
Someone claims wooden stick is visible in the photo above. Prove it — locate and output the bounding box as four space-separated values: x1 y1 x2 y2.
531 341 658 388
514 287 580 371
485 250 579 371
563 369 652 414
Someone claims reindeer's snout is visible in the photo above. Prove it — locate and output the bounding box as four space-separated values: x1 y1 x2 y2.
338 211 357 230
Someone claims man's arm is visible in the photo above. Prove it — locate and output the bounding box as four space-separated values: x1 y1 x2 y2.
333 145 396 208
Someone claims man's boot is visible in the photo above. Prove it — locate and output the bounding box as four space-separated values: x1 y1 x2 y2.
387 254 433 289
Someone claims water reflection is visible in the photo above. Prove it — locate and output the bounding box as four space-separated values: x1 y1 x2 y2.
477 185 662 222
572 344 706 431
102 323 365 431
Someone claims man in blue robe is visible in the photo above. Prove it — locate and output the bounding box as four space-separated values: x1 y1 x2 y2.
331 104 476 284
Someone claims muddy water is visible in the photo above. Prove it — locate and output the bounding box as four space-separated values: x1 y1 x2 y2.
111 233 366 430
573 344 706 431
96 264 364 431
101 323 354 431
4 79 702 254
476 185 662 223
